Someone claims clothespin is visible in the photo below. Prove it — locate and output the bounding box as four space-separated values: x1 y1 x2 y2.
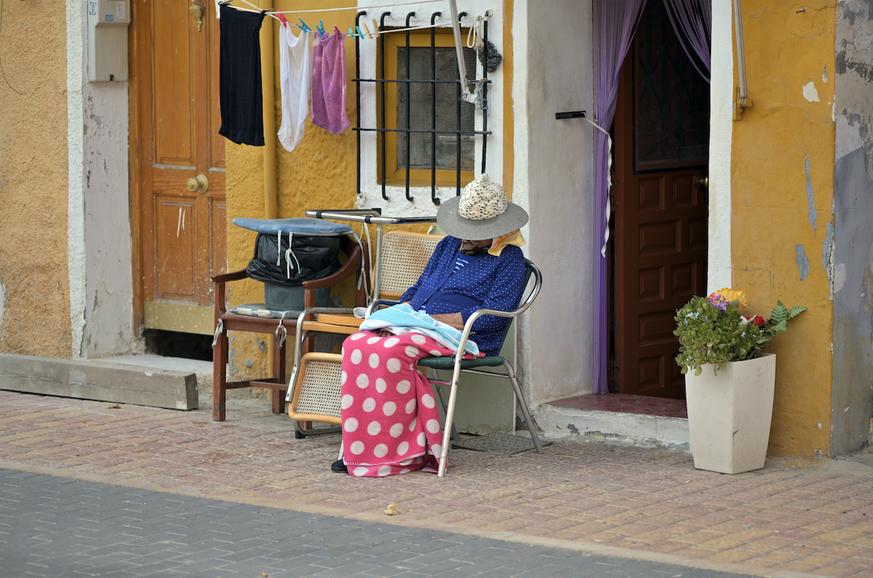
298 18 311 33
275 12 290 27
348 27 357 38
371 18 380 38
334 25 342 36
360 22 372 39
356 26 365 39
317 20 325 35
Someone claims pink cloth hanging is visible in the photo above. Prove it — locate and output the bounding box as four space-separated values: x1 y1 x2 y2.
311 31 351 135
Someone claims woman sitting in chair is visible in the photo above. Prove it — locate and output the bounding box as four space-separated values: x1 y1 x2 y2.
334 174 529 477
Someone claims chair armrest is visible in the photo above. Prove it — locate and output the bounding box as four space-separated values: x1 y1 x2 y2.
212 269 248 318
448 264 543 363
212 269 248 284
301 243 362 290
290 306 358 374
365 299 399 318
294 306 356 326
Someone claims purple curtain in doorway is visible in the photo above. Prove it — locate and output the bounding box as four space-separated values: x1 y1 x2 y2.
664 0 712 82
592 0 648 395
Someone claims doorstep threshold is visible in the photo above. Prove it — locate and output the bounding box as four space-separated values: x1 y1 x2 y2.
535 394 690 449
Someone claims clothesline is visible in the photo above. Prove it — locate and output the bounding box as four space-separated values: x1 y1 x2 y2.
219 0 490 150
224 0 444 16
220 0 488 36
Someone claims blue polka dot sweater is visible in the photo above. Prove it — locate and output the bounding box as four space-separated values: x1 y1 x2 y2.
399 236 527 356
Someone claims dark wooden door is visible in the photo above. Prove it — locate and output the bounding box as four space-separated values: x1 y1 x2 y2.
611 0 710 398
133 0 226 335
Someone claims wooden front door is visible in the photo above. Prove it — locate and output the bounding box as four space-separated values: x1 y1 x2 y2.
132 0 226 335
610 0 710 398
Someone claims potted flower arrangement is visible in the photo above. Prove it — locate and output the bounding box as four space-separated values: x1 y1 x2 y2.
674 289 806 474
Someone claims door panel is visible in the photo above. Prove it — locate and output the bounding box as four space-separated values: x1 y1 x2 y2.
611 0 709 398
155 197 196 300
134 0 226 335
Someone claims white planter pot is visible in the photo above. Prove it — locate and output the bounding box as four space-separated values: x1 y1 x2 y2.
684 354 776 474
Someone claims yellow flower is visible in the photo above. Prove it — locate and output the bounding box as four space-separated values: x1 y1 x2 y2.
716 288 748 311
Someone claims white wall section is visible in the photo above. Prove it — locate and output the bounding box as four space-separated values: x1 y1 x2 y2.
707 0 734 292
68 0 136 359
356 0 504 216
515 0 594 403
67 0 86 359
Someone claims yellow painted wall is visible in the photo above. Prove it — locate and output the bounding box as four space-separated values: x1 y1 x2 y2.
224 1 365 380
731 2 835 457
0 3 71 357
224 1 515 386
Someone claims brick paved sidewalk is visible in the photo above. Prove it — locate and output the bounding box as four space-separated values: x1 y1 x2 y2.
1 391 872 577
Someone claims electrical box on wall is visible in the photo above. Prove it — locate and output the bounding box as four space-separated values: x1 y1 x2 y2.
87 0 131 82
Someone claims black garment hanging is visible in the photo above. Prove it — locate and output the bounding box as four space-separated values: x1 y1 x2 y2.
218 4 267 146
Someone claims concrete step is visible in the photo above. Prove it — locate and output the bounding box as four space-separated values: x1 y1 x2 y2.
0 353 198 410
41 354 692 449
94 354 271 406
534 395 691 450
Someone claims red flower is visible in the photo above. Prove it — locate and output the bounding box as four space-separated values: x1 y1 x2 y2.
751 316 765 327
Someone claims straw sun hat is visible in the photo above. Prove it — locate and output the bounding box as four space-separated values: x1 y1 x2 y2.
436 174 529 240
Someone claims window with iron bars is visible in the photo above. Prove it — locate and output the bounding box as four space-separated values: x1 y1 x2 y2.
353 11 492 206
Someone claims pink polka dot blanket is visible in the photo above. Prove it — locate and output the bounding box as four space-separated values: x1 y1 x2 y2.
340 330 480 477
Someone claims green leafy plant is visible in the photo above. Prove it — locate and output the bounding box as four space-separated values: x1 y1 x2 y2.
674 289 806 376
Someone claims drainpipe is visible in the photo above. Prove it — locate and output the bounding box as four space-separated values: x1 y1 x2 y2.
732 0 752 120
259 0 279 385
260 0 278 219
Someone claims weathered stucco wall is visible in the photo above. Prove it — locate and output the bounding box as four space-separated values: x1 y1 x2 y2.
833 1 873 455
0 2 72 357
515 0 594 403
731 2 835 457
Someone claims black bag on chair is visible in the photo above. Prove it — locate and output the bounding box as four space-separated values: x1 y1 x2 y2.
245 232 343 287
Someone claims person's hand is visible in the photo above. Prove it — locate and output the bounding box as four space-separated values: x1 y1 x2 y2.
377 329 393 337
430 312 465 330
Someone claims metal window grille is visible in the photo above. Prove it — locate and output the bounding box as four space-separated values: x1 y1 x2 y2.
353 10 492 205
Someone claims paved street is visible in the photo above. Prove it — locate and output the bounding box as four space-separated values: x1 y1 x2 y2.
0 469 758 577
1 391 872 577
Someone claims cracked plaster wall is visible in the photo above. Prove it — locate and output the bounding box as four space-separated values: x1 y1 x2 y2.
832 1 873 454
82 79 135 358
730 2 835 458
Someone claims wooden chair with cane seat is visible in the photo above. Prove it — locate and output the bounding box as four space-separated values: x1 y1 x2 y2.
211 234 367 421
286 231 443 434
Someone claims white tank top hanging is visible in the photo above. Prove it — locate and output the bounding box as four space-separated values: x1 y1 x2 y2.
277 25 312 153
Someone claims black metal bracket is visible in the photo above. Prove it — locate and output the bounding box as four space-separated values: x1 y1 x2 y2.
555 111 587 120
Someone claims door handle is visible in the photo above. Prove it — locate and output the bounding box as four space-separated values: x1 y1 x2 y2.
186 174 209 194
694 171 709 191
189 1 204 32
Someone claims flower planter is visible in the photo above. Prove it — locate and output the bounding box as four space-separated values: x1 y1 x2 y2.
684 353 776 474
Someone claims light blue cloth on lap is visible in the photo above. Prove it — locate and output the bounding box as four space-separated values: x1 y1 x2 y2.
359 304 480 357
